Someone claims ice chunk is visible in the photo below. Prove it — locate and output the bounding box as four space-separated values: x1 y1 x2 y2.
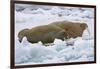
28 45 58 62
69 55 88 62
66 38 76 46
53 39 67 51
82 29 93 40
74 37 93 51
59 46 82 61
53 39 66 45
42 56 65 63
21 37 29 46
15 40 31 64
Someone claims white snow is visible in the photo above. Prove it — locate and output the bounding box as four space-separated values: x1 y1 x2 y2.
15 4 95 65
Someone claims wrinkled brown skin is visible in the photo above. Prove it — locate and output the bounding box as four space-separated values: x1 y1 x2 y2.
50 21 88 38
18 21 88 44
18 25 68 44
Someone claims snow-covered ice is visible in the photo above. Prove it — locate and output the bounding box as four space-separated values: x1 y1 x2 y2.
15 4 95 65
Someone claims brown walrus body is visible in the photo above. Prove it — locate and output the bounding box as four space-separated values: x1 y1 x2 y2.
18 25 68 44
50 21 88 38
18 21 88 44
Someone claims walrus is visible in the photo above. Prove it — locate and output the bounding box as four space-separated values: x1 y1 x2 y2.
18 25 68 44
50 21 88 38
18 21 88 44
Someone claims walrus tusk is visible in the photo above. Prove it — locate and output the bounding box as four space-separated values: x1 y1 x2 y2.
87 28 90 36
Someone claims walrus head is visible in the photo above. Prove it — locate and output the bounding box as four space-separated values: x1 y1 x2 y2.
18 29 29 43
80 23 90 35
80 23 88 31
